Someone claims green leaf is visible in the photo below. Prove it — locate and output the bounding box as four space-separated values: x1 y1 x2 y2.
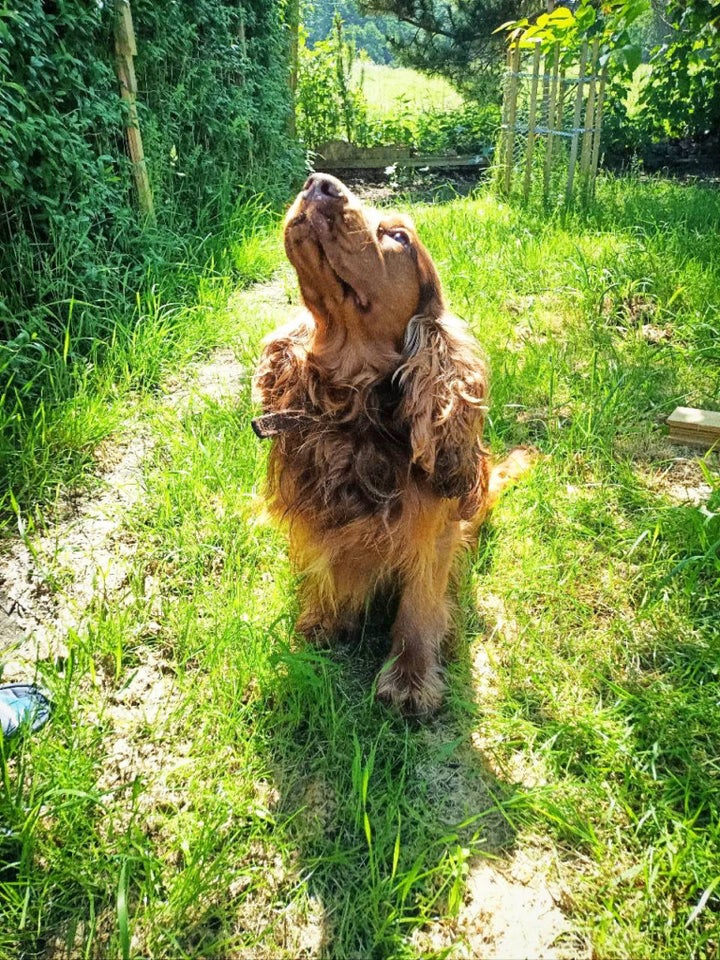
117 859 131 960
548 6 575 22
619 43 643 73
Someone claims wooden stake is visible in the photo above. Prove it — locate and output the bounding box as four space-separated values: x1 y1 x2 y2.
288 0 300 137
523 43 542 199
579 37 600 194
114 0 154 220
565 40 588 203
503 43 521 195
555 61 567 146
589 61 608 195
543 44 561 198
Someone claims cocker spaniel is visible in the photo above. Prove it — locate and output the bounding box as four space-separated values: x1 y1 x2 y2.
253 173 530 714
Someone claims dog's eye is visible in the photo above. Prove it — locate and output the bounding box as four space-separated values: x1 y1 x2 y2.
387 229 410 246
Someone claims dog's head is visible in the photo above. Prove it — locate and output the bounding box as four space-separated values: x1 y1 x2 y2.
284 173 444 351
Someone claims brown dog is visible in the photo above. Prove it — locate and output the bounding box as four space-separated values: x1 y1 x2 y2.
253 173 529 713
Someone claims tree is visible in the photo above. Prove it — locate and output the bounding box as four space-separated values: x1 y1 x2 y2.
302 0 409 63
357 0 528 98
642 0 720 140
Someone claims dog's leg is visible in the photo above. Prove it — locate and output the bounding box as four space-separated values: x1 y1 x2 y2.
377 520 460 714
296 556 375 646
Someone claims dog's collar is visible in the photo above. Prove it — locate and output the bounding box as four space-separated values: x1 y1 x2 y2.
251 410 317 439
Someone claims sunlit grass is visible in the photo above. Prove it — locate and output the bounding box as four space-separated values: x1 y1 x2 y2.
1 174 719 959
356 61 465 119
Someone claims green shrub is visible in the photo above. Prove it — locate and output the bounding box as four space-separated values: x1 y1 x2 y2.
640 0 720 141
296 15 369 147
296 16 498 154
0 0 301 518
359 101 500 154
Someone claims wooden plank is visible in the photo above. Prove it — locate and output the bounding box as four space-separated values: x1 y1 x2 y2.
317 153 490 172
667 407 720 430
523 43 542 199
114 0 154 220
668 432 720 449
667 407 720 448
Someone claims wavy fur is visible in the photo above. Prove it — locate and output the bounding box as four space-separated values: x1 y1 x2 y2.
253 174 523 713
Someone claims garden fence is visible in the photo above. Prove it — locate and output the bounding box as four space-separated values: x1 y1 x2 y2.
497 38 607 203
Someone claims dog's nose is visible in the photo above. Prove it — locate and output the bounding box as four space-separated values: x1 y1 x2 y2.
303 172 346 204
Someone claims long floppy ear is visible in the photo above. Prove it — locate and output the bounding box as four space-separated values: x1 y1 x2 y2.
395 310 488 516
252 315 313 413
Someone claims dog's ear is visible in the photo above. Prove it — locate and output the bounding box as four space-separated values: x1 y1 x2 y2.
414 243 445 320
253 316 312 413
396 312 488 516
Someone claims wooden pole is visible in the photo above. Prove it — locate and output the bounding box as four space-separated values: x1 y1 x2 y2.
503 43 521 195
288 0 300 137
114 0 154 220
579 37 600 194
589 62 608 196
565 39 588 203
543 44 561 198
523 42 542 199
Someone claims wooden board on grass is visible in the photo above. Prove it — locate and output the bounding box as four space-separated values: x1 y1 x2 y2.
667 406 720 448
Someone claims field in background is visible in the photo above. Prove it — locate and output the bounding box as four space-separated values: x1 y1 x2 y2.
356 62 465 118
1 175 719 959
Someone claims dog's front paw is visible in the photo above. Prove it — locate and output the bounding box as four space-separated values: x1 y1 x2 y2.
295 609 360 648
376 656 445 716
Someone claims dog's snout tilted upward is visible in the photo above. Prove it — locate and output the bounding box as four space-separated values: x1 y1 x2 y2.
303 172 346 203
253 174 531 715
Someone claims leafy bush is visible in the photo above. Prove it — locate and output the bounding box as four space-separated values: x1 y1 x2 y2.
640 0 720 141
0 0 301 516
296 15 369 147
0 0 299 369
359 101 500 154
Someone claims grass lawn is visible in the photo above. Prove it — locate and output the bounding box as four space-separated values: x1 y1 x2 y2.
1 174 719 959
356 62 464 119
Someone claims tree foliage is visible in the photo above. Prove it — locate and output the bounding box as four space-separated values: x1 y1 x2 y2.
357 0 527 98
642 0 720 139
303 0 408 63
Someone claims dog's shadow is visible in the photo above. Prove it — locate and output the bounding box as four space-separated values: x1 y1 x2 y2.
254 538 524 958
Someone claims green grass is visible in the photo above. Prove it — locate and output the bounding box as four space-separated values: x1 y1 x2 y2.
0 198 283 529
356 62 464 120
1 174 719 959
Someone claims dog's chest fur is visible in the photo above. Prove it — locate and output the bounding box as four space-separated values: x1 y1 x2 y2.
268 371 419 528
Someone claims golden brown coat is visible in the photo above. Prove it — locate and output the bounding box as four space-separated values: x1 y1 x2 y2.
253 174 525 713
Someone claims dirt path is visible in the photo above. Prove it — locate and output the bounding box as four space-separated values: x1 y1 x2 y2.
0 347 245 683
